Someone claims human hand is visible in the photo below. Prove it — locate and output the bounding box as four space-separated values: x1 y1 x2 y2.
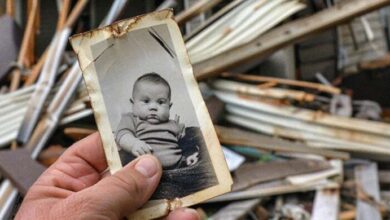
15 133 199 220
132 139 153 156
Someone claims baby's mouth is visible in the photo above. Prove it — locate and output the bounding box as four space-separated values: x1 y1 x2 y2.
147 114 158 119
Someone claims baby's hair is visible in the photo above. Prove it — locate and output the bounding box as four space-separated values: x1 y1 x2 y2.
132 73 171 99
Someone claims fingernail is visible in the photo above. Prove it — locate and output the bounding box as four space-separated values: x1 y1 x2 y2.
135 156 158 178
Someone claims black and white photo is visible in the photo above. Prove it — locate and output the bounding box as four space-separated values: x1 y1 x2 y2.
70 9 232 219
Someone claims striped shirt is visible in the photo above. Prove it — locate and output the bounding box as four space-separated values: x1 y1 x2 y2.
115 113 183 167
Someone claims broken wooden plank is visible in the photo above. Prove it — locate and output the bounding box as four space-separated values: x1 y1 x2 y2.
6 0 14 17
205 95 225 124
378 170 390 184
287 160 343 185
221 72 340 94
212 79 315 102
233 159 331 191
206 179 335 203
184 0 245 41
359 53 390 70
0 15 21 81
355 163 381 220
63 127 96 141
216 91 390 137
0 2 128 217
339 210 356 220
225 104 390 149
210 199 261 220
0 148 45 196
311 187 340 220
215 126 350 160
193 0 390 80
226 113 390 156
188 0 305 64
9 0 39 91
175 0 222 25
16 0 89 145
38 145 66 167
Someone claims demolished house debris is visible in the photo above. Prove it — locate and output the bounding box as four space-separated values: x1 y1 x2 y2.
1 0 390 219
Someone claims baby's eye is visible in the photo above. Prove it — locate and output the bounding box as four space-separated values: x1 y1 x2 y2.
158 99 166 105
142 100 149 104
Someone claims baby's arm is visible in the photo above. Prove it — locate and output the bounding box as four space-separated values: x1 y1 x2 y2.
117 132 153 156
115 114 153 156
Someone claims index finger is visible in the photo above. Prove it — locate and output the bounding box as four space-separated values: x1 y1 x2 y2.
60 132 108 173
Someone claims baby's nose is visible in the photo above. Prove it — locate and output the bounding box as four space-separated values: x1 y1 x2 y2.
148 102 158 109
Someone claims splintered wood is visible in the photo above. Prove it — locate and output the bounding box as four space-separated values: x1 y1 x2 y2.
211 199 261 220
355 163 381 220
193 0 390 79
312 188 340 220
216 126 350 160
1 0 390 219
233 159 331 191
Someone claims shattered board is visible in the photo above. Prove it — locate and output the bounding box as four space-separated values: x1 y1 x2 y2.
70 9 232 219
0 15 22 81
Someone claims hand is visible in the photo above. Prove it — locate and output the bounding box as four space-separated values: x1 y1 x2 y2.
132 139 153 156
15 133 199 220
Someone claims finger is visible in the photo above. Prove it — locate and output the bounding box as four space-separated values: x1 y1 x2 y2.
34 133 107 190
64 155 162 219
137 149 146 155
147 145 154 153
143 146 152 154
166 208 200 220
132 149 141 157
59 132 107 173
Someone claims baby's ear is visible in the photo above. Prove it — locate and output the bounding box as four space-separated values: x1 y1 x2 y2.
169 102 173 108
130 98 134 104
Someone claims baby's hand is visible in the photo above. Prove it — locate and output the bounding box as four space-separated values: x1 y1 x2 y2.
174 115 185 139
132 140 153 156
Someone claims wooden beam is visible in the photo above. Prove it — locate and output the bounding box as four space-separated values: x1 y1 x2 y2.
6 0 14 17
216 91 390 137
378 171 390 184
233 159 331 191
215 126 350 160
193 0 390 80
184 0 245 41
312 187 340 220
24 0 70 87
355 163 382 220
0 148 45 196
226 113 390 156
9 0 39 91
56 0 71 31
23 50 47 86
221 72 341 95
206 179 332 203
175 0 222 25
210 199 261 220
212 79 316 102
64 127 96 141
225 104 390 149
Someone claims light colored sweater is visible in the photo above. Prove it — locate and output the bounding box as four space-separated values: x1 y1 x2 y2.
115 113 184 167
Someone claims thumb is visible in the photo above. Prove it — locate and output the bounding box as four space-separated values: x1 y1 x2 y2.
66 155 162 219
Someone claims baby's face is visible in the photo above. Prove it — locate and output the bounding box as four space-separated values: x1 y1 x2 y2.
132 81 171 124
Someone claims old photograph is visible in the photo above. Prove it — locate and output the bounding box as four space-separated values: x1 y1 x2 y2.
70 9 232 219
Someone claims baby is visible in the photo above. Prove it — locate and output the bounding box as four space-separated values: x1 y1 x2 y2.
115 73 185 169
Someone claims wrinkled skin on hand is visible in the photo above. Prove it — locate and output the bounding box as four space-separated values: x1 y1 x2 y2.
15 133 199 220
